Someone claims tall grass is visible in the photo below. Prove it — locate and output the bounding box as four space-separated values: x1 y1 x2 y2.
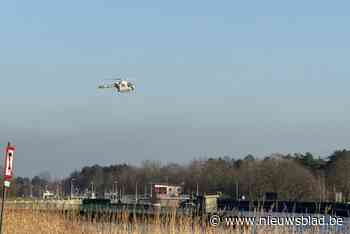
0 208 345 234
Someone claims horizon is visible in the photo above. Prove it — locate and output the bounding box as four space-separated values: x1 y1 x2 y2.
15 149 344 180
1 1 350 178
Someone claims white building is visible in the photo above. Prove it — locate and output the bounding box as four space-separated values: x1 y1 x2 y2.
42 190 55 200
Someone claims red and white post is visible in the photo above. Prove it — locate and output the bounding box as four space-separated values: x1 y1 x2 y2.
0 142 15 234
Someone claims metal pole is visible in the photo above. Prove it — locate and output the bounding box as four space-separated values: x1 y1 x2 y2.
70 178 75 199
114 181 119 200
91 182 94 199
236 182 239 200
0 142 10 234
150 183 152 198
56 183 59 199
0 182 6 234
135 182 138 204
70 179 73 199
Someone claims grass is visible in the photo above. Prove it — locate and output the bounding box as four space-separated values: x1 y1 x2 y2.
0 208 346 234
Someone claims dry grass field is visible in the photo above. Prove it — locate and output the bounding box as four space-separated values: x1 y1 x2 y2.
0 208 345 234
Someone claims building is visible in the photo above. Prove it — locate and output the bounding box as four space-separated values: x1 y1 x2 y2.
42 190 55 200
150 183 182 207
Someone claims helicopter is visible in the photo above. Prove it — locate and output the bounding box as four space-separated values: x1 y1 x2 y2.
98 78 135 93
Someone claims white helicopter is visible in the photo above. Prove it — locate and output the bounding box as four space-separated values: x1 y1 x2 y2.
98 78 135 93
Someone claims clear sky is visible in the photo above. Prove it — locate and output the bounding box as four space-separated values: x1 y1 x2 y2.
1 1 350 178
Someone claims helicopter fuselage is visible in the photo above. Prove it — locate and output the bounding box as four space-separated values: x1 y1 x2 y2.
114 80 135 92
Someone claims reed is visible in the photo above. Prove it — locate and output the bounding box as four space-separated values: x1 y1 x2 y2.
0 208 345 234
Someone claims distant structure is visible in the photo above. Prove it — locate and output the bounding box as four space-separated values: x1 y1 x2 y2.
335 192 343 203
150 183 182 207
42 190 55 200
87 182 96 199
104 191 118 201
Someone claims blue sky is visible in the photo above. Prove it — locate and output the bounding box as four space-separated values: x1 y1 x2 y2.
1 1 350 177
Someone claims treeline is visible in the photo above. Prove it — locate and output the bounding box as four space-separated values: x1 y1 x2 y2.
7 149 350 202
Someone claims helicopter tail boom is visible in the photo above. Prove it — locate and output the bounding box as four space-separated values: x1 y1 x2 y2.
98 84 114 89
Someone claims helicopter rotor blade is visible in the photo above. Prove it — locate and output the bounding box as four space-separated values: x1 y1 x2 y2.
105 78 122 81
